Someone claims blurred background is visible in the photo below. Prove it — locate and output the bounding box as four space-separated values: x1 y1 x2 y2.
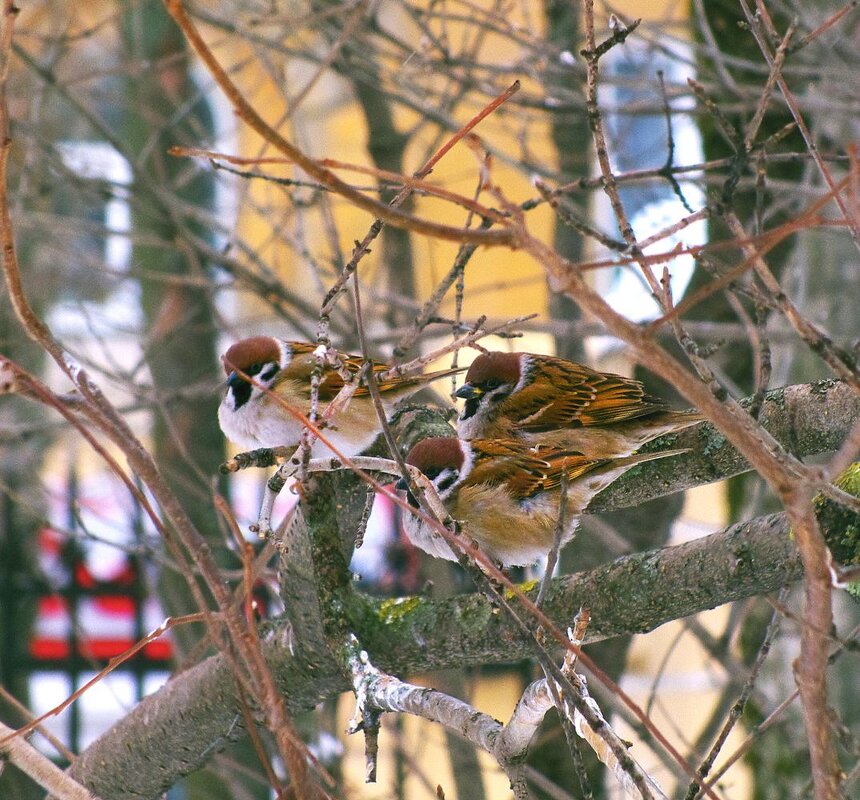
1 1 858 798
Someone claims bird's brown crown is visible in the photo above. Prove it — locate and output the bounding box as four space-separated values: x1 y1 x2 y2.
463 351 521 387
405 437 464 474
222 336 282 375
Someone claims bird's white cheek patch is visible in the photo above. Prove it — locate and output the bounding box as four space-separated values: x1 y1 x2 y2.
218 395 266 449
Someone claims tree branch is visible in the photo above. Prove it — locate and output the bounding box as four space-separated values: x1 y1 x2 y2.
0 722 101 800
592 378 859 512
71 508 804 799
163 0 518 247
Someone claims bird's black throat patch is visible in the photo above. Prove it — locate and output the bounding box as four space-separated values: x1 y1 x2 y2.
461 397 481 420
228 374 252 410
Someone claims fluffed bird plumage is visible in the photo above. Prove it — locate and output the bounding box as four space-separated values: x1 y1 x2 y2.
455 351 701 457
218 336 461 458
400 436 687 567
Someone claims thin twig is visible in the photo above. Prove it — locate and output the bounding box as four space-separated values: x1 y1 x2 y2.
684 592 785 800
164 1 518 247
742 0 860 250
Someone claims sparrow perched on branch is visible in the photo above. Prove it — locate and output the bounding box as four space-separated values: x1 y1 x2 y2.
455 351 701 458
218 336 461 458
399 436 686 567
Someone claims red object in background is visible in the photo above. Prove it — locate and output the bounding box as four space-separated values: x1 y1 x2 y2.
31 526 270 665
30 592 174 662
29 526 269 667
30 526 175 664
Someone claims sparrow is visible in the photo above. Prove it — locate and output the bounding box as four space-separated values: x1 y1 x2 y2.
218 336 461 458
398 436 686 567
455 351 701 458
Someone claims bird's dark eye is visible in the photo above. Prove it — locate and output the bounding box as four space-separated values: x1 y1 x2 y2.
483 379 501 390
436 472 458 493
240 362 278 383
259 363 278 382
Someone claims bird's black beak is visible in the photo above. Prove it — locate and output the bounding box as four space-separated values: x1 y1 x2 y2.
453 383 482 401
226 371 242 389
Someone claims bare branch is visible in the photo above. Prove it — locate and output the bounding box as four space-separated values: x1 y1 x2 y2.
71 506 807 797
0 722 101 800
164 0 518 247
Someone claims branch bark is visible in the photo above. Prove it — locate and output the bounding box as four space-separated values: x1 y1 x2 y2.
64 376 857 797
70 506 805 800
592 378 859 512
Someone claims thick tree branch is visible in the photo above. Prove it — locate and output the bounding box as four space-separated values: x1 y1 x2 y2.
63 376 859 798
71 507 804 800
592 378 859 512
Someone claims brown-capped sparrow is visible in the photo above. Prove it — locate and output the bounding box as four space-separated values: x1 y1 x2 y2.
218 336 461 458
398 436 686 567
455 351 701 458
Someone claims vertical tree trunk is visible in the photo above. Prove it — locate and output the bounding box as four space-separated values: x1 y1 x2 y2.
543 0 590 363
691 4 841 796
119 4 261 798
0 131 64 793
319 0 418 337
0 299 46 800
534 4 690 797
120 0 227 638
352 73 416 329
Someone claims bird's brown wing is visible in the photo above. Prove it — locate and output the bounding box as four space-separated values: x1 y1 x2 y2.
466 439 609 501
504 357 667 431
277 344 460 400
269 344 361 401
